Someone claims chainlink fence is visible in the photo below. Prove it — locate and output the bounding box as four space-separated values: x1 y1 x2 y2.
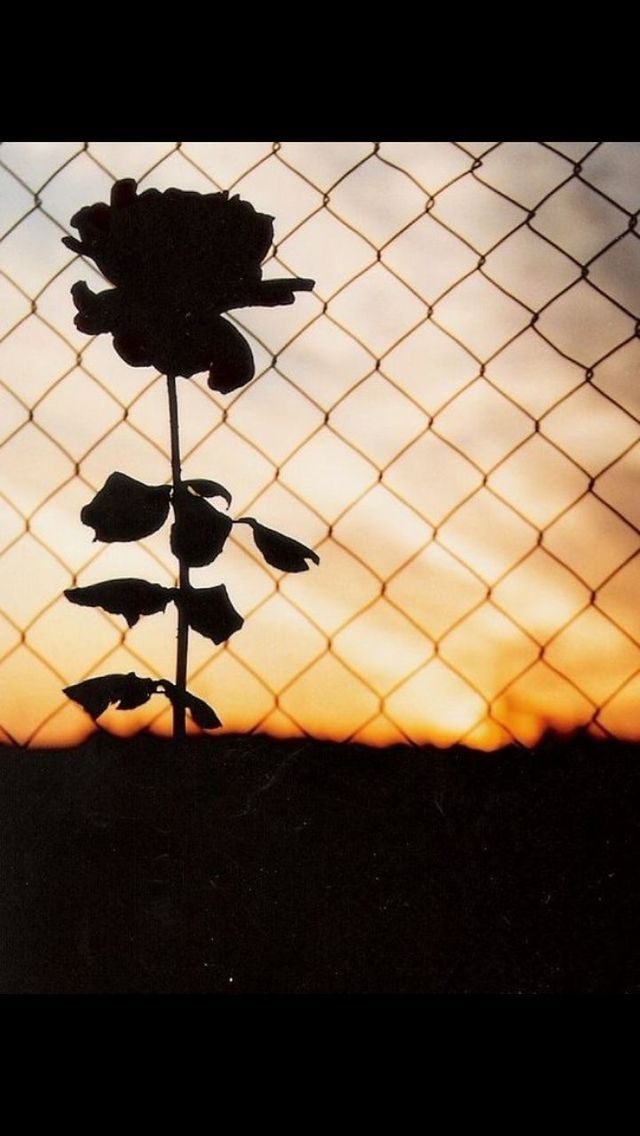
0 141 639 748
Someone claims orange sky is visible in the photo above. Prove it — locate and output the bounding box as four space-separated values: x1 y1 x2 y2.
0 141 639 749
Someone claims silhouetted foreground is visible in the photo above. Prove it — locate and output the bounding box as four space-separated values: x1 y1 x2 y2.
1 731 639 994
62 180 318 744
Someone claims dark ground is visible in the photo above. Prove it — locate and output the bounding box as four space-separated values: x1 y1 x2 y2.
1 729 639 995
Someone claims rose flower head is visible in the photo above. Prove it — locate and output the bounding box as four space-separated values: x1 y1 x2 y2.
63 179 315 393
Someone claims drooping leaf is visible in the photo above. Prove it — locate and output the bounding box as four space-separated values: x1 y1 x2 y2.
170 490 232 567
184 480 232 508
117 681 157 710
175 584 243 644
65 579 173 627
185 691 222 729
81 472 171 542
236 517 320 572
160 680 222 729
63 672 158 719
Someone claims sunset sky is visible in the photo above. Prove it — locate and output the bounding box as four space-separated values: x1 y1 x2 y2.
0 140 639 748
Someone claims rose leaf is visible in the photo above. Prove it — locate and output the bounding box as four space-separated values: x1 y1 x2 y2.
236 517 320 572
170 491 232 567
175 584 243 644
160 679 222 730
184 479 232 508
65 579 174 627
63 673 158 719
81 472 171 542
186 691 222 730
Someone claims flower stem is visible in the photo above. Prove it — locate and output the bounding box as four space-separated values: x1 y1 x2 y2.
167 374 189 742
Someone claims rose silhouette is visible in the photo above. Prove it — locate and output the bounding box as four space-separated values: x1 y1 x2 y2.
63 179 314 393
62 176 318 740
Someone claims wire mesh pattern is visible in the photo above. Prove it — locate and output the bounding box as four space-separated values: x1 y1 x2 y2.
0 141 639 748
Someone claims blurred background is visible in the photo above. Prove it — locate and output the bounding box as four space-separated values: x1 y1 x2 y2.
0 140 638 749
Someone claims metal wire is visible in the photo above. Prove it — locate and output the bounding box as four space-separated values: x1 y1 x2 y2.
0 141 638 748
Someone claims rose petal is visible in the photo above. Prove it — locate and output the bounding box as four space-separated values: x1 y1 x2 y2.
62 236 86 255
207 318 255 394
110 178 137 209
71 281 122 336
113 331 155 368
